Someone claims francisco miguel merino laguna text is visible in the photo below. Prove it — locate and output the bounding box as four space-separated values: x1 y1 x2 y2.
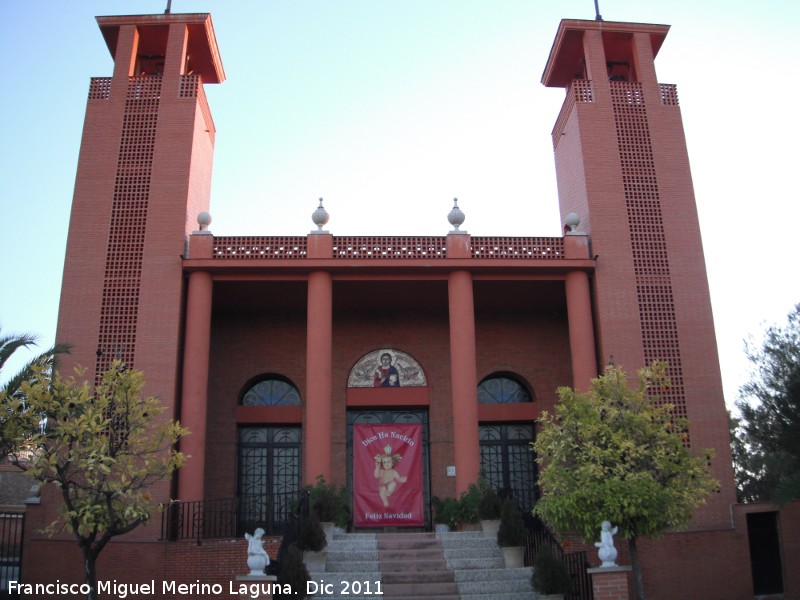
8 579 305 599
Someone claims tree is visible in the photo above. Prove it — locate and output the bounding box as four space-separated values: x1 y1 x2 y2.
736 303 800 505
1 324 70 459
729 410 782 503
532 363 718 600
15 361 188 600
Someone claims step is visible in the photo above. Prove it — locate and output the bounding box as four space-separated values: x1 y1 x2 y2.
439 531 536 598
381 581 460 596
379 547 445 561
380 571 454 585
305 530 537 599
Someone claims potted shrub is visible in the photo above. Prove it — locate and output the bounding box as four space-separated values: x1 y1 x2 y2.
497 498 527 567
477 478 502 538
456 484 481 531
296 511 327 572
306 475 348 541
532 545 572 600
276 545 310 598
432 496 459 533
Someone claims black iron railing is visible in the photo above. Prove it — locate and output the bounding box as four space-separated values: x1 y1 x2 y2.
160 492 301 543
270 490 310 576
1 512 25 596
524 513 594 600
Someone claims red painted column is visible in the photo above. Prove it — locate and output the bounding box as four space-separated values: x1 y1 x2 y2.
565 232 597 391
178 270 213 501
305 270 333 483
566 269 597 391
448 269 480 494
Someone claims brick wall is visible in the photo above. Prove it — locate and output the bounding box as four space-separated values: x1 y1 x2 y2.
589 568 631 600
21 534 282 600
20 499 800 599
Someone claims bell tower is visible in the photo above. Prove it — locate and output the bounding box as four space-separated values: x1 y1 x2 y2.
56 13 224 422
542 19 735 527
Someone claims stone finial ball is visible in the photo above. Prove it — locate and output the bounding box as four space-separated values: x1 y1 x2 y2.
312 198 330 230
448 198 465 230
197 211 212 230
565 212 580 230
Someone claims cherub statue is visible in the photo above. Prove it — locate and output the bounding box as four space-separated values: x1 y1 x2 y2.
594 520 619 567
245 528 270 575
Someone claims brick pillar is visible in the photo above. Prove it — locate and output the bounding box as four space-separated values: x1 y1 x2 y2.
178 270 213 501
581 28 610 103
631 31 660 103
448 268 479 494
588 566 632 600
111 24 138 81
305 270 333 483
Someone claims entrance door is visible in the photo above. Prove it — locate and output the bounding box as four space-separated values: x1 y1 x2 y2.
479 423 537 511
347 410 431 529
237 426 302 535
747 511 784 595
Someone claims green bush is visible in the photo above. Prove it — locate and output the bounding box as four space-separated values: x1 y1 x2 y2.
497 498 526 547
432 496 459 528
477 479 502 520
532 545 572 595
306 474 349 527
296 510 327 552
275 545 310 598
457 483 481 524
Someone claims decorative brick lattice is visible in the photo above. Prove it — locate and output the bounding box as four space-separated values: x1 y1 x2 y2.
213 237 308 259
471 237 563 259
95 77 162 378
178 74 199 98
611 81 645 106
88 77 112 100
332 237 447 259
659 83 679 106
572 79 594 103
611 82 688 429
126 76 162 101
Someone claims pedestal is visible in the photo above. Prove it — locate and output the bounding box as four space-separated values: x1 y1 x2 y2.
587 566 632 600
235 575 279 600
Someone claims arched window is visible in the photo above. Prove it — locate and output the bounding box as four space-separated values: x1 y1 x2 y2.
477 375 532 404
241 377 301 406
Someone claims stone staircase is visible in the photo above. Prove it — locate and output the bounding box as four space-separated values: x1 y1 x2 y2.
308 530 536 599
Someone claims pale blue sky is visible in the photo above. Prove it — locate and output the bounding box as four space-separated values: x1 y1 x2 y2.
1 0 798 408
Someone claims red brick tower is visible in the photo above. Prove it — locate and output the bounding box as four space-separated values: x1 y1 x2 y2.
542 19 735 527
55 12 224 467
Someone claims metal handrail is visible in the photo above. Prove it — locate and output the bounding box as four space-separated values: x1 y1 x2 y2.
160 492 302 543
524 513 594 600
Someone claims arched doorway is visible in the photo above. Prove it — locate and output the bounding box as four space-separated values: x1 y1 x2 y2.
237 376 303 534
346 349 430 530
478 374 538 511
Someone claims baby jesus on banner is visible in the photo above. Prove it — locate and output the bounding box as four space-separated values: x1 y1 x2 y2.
374 445 407 507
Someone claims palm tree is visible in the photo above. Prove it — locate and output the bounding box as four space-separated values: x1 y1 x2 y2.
1 324 70 459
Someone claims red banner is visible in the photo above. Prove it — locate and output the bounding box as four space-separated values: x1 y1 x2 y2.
353 423 423 527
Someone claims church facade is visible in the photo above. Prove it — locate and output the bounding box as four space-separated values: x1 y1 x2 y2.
19 9 798 600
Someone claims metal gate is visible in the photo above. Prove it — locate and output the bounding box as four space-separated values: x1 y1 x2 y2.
237 426 302 536
479 423 537 511
1 512 24 598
